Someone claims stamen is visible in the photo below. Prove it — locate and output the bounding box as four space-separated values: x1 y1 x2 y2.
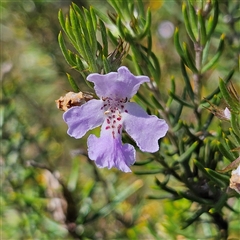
104 110 110 115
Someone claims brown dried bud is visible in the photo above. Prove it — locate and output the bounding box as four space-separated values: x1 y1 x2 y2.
55 91 94 111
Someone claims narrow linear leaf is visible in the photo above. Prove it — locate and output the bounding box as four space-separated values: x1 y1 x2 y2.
181 207 206 229
65 16 77 46
194 160 227 187
90 6 97 30
134 158 154 166
206 0 219 40
201 34 225 73
187 1 198 39
58 9 66 32
178 190 212 204
102 56 111 73
182 3 196 42
134 169 163 175
150 94 164 111
205 168 229 185
82 37 98 72
166 76 175 107
99 19 108 57
66 73 79 92
182 42 198 73
219 78 239 112
231 113 240 137
174 28 184 58
141 45 161 82
202 40 210 65
178 141 199 163
58 32 76 67
137 8 151 40
201 69 234 102
180 61 195 100
198 9 207 45
98 180 143 217
230 128 240 145
226 138 239 158
217 141 236 162
137 0 145 17
85 8 97 54
169 91 195 108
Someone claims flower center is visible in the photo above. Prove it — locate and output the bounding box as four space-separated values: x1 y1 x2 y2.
102 97 128 139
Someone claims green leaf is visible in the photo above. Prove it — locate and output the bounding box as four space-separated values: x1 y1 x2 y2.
102 55 111 73
58 9 66 32
205 168 229 185
201 34 225 73
194 160 227 187
66 73 80 92
198 9 207 46
219 78 239 112
174 28 184 58
178 190 212 204
201 69 234 102
182 3 196 42
137 8 151 39
67 157 80 191
181 207 206 229
98 179 143 217
99 19 108 57
182 42 198 73
150 94 164 111
178 141 199 163
90 6 97 30
137 0 145 17
217 141 236 162
229 128 240 145
134 169 164 175
140 45 161 82
85 7 97 54
69 6 82 41
231 112 240 137
180 61 195 100
82 37 98 72
187 1 198 39
58 32 76 67
65 16 77 47
169 91 195 108
206 0 219 40
166 76 175 107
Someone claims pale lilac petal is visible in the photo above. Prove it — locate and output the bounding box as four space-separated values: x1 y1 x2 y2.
87 66 149 99
63 99 104 138
232 165 240 175
224 107 231 120
87 123 136 172
123 102 168 152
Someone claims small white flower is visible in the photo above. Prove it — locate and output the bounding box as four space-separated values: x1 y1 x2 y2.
223 107 231 120
230 164 240 194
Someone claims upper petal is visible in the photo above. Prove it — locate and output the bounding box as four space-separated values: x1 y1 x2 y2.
87 66 150 99
123 102 168 152
87 122 136 172
63 99 104 139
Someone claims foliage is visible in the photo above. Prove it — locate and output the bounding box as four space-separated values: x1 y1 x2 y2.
2 0 239 239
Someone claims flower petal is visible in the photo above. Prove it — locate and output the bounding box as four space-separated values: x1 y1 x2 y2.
87 66 150 99
87 123 136 172
63 99 104 139
123 102 168 152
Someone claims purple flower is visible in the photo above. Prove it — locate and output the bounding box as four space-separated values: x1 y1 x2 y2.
63 66 168 172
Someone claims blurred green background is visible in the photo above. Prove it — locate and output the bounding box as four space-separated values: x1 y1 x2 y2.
1 0 239 239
